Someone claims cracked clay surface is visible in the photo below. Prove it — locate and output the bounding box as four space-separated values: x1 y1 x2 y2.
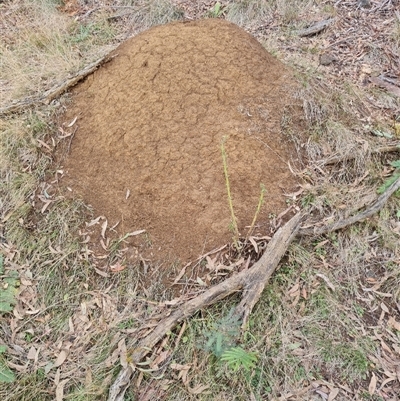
60 19 302 264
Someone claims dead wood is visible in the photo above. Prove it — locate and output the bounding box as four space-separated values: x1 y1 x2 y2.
319 142 400 165
298 18 335 37
370 76 400 97
107 175 400 401
299 175 400 236
0 53 116 117
108 213 303 401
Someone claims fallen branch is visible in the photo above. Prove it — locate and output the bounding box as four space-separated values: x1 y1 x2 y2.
0 53 117 116
318 142 400 166
298 18 335 37
299 175 400 236
108 213 303 401
370 76 400 98
107 175 400 401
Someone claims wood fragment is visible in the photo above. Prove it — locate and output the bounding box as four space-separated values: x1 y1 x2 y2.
0 53 117 117
299 175 400 236
107 213 303 401
107 175 400 401
319 143 400 165
370 76 400 97
298 18 335 37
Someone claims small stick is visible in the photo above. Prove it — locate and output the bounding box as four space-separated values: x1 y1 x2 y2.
299 175 400 236
318 143 400 166
0 53 117 116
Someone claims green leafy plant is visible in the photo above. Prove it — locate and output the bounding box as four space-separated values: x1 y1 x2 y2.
378 160 400 194
220 346 258 373
0 345 15 383
203 311 241 357
208 2 224 18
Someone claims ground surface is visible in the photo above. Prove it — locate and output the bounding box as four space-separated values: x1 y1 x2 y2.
1 1 400 401
59 18 301 263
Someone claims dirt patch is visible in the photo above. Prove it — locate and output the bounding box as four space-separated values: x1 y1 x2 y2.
58 19 303 264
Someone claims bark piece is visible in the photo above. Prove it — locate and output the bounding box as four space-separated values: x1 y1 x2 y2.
298 18 335 37
107 213 303 401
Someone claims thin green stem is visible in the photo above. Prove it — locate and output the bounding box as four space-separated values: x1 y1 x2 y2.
221 136 239 248
246 184 266 239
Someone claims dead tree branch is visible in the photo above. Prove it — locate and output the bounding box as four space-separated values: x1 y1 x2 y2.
0 53 116 117
298 18 335 37
107 175 400 401
299 175 400 236
108 213 303 401
318 142 400 166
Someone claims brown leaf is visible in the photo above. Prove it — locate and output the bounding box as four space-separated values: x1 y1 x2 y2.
110 262 126 273
315 389 328 399
368 372 377 395
56 379 69 401
249 236 258 253
94 267 109 277
54 368 60 385
54 350 68 368
316 273 335 291
118 338 127 369
151 350 170 369
287 282 300 296
388 316 400 331
125 230 146 237
173 262 190 284
379 376 396 391
66 116 78 127
380 302 389 313
187 384 210 395
86 216 103 227
101 220 108 239
328 388 339 401
27 346 37 360
7 361 28 373
20 277 33 286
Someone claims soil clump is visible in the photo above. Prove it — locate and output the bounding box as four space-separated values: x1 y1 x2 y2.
58 19 303 265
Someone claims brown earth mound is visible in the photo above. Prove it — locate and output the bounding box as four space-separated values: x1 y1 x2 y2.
59 19 303 264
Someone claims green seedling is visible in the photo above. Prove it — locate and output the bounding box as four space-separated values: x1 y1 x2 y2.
247 184 266 239
221 137 266 249
0 345 15 383
220 346 258 373
208 2 224 18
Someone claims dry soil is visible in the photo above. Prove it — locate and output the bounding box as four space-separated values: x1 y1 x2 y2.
59 18 303 264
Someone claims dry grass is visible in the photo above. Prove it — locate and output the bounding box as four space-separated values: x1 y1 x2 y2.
1 1 93 104
1 0 400 400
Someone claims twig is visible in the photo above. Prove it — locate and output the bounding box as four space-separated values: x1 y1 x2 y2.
0 53 117 116
318 143 400 165
107 213 303 401
298 18 335 37
299 175 400 236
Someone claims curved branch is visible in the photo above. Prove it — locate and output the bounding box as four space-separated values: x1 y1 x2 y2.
108 213 303 401
299 175 400 236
